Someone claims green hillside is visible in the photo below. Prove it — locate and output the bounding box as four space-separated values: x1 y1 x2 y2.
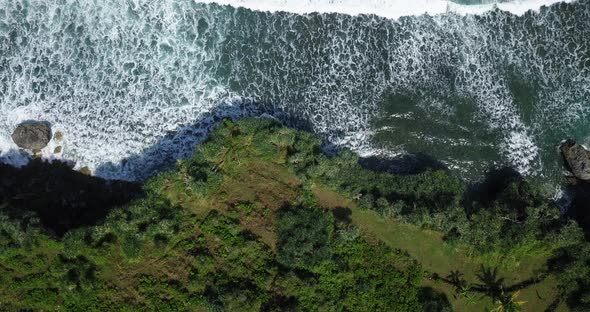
1 118 589 311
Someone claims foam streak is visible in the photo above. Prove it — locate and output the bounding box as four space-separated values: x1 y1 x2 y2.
195 0 575 19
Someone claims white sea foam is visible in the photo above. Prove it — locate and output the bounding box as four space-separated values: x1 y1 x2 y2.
0 0 588 181
195 0 575 19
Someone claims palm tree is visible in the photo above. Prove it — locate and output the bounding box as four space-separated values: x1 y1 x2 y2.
458 285 478 305
476 265 505 299
492 290 527 312
447 270 465 288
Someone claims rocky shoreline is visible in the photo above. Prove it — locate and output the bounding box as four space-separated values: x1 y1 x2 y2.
8 120 88 174
558 139 590 238
561 139 590 182
4 120 590 234
8 119 590 184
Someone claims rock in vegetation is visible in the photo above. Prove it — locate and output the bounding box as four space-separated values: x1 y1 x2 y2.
561 139 590 180
11 121 51 150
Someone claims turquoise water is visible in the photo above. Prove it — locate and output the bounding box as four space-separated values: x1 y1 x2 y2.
0 0 589 181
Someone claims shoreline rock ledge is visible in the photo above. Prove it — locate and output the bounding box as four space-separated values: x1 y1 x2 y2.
11 121 51 151
560 139 590 181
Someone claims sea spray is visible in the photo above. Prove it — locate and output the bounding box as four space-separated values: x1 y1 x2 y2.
0 0 589 181
193 0 576 19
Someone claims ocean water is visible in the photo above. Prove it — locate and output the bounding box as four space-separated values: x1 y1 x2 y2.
0 0 589 181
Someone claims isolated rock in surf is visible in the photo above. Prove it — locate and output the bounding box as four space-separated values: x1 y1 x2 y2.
11 121 52 150
561 139 590 181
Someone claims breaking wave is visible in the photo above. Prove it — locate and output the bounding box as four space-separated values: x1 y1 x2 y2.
195 0 575 19
1 0 589 181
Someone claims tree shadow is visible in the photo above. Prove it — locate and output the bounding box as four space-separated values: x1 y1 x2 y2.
0 159 142 236
358 152 447 176
435 266 546 300
504 274 547 292
331 207 352 223
63 97 453 183
562 180 590 238
93 99 316 181
466 167 522 207
475 265 505 299
0 146 31 167
446 270 466 288
463 166 527 218
418 287 453 312
93 99 267 181
0 99 319 237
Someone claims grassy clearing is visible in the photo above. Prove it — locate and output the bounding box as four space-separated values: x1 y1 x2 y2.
312 184 562 312
175 146 544 310
351 207 561 311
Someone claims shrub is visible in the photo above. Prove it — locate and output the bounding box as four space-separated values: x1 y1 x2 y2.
277 207 333 270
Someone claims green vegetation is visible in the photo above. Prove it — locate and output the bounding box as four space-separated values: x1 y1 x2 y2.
1 117 589 311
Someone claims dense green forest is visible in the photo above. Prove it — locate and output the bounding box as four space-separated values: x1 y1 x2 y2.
1 118 589 311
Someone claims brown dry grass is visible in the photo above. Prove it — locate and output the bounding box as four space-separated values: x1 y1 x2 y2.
100 244 191 304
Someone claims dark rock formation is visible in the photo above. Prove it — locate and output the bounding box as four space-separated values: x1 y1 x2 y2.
560 139 590 180
11 121 52 150
560 139 590 238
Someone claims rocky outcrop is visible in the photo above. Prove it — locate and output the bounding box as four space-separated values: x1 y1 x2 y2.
79 166 92 176
11 121 51 150
561 139 590 180
53 131 63 141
